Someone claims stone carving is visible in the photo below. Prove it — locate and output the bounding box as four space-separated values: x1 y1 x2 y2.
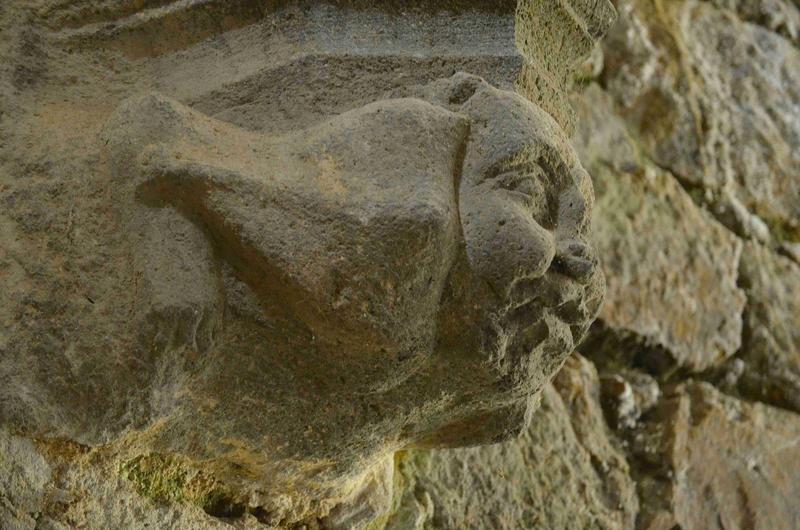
1 0 615 526
7 0 800 528
99 72 603 521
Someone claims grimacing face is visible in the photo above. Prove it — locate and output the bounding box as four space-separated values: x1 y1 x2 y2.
103 73 602 459
458 76 604 392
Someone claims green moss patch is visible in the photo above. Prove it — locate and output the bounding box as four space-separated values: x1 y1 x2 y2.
119 453 244 517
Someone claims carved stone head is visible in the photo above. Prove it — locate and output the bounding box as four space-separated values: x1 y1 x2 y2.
99 71 603 515
1 1 613 525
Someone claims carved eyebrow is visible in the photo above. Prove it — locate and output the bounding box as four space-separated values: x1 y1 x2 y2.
482 148 570 191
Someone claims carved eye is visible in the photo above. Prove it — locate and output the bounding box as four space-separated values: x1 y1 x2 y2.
494 171 537 198
491 164 550 219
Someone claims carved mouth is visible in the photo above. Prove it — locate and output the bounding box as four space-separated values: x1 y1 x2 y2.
506 295 545 330
502 264 599 349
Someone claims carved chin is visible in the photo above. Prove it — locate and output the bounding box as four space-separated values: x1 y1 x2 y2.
423 299 595 449
491 268 605 394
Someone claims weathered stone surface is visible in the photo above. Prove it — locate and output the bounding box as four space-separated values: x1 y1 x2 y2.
0 429 52 529
571 4 800 528
602 0 800 246
573 84 745 372
709 0 800 44
599 369 660 430
11 0 800 528
715 242 800 413
628 382 800 530
386 354 637 530
1 0 615 527
0 428 262 529
89 71 604 521
516 0 617 132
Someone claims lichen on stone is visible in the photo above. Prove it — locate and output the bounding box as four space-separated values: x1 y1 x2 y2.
119 453 241 517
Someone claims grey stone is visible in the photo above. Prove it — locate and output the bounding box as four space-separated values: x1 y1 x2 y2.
720 242 800 413
603 0 800 246
628 382 800 530
573 84 745 372
93 72 605 519
0 429 52 530
386 354 637 530
1 0 615 526
0 428 257 530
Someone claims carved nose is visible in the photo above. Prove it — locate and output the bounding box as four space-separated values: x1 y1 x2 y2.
551 239 596 284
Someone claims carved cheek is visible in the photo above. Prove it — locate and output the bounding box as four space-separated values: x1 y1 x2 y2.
555 166 594 240
306 191 459 337
402 198 459 257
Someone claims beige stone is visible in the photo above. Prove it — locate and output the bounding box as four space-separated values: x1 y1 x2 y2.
0 0 615 527
573 85 745 372
718 242 800 413
631 383 800 530
386 354 637 530
603 0 800 246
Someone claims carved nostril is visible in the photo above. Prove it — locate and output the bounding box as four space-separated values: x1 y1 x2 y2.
552 239 596 283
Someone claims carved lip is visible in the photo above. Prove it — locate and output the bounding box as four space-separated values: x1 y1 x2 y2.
551 239 597 284
504 268 593 332
506 296 545 330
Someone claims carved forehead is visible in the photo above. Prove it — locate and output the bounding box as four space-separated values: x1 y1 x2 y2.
459 83 581 177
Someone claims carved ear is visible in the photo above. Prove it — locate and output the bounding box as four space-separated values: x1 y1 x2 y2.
411 72 490 110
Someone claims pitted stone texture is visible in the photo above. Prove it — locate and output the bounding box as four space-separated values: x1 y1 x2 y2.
0 430 53 530
40 0 617 134
1 0 610 524
707 0 800 45
0 429 261 530
716 242 800 413
602 0 800 246
515 0 617 132
573 85 745 372
629 383 800 530
95 75 604 499
43 1 523 135
386 355 637 530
